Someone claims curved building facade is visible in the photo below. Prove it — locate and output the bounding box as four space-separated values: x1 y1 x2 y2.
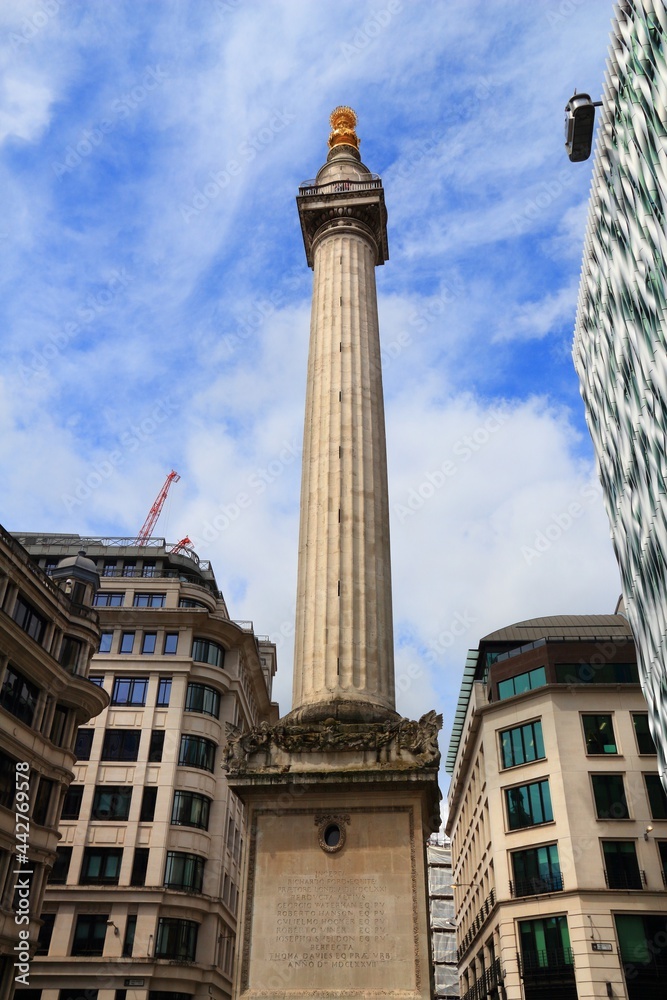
16 534 277 1000
0 526 107 1000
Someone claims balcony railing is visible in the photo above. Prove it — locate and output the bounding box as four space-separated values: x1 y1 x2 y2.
604 865 646 889
456 889 496 960
461 957 504 1000
518 947 575 977
298 177 382 196
510 870 564 897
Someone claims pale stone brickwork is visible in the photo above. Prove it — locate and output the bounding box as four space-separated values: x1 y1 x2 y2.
447 615 667 1000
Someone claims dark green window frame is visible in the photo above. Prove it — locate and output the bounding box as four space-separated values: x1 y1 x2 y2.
582 714 617 754
633 714 657 754
500 720 545 769
497 666 546 701
591 773 630 819
505 779 553 830
645 773 667 819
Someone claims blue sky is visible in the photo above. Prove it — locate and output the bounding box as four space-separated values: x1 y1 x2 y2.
1 0 622 792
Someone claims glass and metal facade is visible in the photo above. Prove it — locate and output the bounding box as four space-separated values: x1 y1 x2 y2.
573 0 667 787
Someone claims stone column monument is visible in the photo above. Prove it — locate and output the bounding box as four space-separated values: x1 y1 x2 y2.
225 108 442 1000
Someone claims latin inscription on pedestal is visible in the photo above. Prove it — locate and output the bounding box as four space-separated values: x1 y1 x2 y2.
243 807 418 994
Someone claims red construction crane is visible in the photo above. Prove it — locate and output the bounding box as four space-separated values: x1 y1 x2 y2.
170 536 193 555
136 470 180 545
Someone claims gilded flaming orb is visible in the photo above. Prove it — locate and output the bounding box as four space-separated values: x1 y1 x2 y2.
328 106 359 149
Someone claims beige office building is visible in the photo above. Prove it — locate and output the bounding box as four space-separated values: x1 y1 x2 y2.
15 534 277 1000
0 526 107 1000
446 614 667 1000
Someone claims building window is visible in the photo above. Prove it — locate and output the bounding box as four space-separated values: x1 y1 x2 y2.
12 594 46 643
179 597 207 609
122 561 137 577
0 750 18 809
592 774 630 819
185 682 221 718
130 847 149 886
659 842 667 887
141 632 157 654
511 843 562 896
99 632 113 653
133 593 166 608
615 914 667 987
497 666 546 701
633 714 657 754
123 914 137 957
155 918 199 961
142 561 157 577
500 720 544 769
148 730 165 762
74 728 94 760
102 560 117 577
93 592 124 607
37 912 56 954
171 790 211 830
164 851 205 892
603 840 644 889
111 676 147 705
0 664 39 727
59 636 83 672
61 785 83 820
156 677 172 706
91 786 132 820
80 848 123 884
61 991 99 1000
645 774 667 819
555 661 639 684
101 729 141 761
192 637 225 668
71 913 109 955
518 915 573 978
33 777 55 826
119 632 136 655
164 632 179 654
49 847 72 884
582 714 617 754
179 735 216 772
506 779 553 830
140 787 158 822
89 675 105 687
50 705 69 747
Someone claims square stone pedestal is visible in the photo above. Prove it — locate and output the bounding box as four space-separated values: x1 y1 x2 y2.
225 713 442 1000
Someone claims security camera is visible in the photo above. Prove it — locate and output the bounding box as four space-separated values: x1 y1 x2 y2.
564 92 601 162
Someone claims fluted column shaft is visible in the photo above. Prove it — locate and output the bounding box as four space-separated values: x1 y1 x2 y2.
292 221 395 713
